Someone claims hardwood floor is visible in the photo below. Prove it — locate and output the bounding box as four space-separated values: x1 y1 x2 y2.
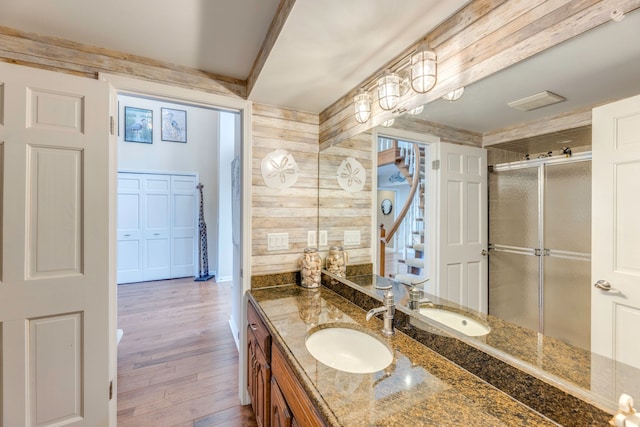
117 277 258 427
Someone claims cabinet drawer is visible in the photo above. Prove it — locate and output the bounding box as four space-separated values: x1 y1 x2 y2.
248 299 271 359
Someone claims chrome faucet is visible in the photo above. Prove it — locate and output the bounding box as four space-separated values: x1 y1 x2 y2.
408 285 433 311
366 289 395 336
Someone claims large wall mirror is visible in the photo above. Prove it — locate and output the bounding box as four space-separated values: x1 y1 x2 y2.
318 9 640 411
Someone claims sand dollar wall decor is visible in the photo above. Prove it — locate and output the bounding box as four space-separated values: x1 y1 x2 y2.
336 157 366 193
261 149 300 189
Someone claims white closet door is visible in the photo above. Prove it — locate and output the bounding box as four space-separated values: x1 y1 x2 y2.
117 172 197 283
142 175 171 281
117 174 143 283
171 175 197 278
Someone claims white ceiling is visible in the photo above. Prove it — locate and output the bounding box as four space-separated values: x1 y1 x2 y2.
0 0 467 113
1 1 637 133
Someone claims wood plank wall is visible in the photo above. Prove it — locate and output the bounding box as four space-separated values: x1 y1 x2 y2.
251 104 320 275
318 131 373 266
0 26 245 98
318 0 640 147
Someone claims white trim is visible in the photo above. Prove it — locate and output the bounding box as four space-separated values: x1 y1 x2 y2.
99 72 253 405
372 126 439 276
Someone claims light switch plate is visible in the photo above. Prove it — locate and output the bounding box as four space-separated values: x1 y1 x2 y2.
344 230 361 246
307 230 317 247
267 232 289 251
319 230 328 246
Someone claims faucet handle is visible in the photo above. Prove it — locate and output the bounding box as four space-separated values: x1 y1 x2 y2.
383 288 394 306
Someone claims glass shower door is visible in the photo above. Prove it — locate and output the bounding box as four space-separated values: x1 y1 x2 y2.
488 167 540 331
488 156 592 351
543 161 591 350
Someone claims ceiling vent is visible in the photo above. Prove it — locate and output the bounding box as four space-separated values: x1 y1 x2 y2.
507 91 566 111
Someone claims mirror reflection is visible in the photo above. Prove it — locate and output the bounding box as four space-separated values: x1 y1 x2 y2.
318 9 640 410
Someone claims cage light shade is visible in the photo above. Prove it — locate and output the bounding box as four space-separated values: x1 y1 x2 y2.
407 105 424 115
410 43 437 93
378 70 401 110
353 89 372 123
442 87 465 101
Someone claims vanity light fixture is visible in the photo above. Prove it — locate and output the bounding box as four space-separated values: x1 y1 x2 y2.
442 87 465 101
351 43 438 124
378 70 401 110
354 89 372 124
410 43 437 93
407 105 424 115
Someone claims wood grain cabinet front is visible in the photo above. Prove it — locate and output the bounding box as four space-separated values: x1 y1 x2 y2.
271 343 325 427
247 300 272 427
248 299 325 427
270 377 292 427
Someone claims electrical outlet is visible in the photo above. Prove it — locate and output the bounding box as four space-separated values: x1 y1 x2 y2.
267 232 289 251
344 230 361 246
319 230 328 246
307 230 317 247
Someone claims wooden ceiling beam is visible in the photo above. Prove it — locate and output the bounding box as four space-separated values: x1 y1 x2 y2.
246 0 296 97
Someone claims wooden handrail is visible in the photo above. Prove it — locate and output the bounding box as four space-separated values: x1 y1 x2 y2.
383 143 421 244
379 224 386 277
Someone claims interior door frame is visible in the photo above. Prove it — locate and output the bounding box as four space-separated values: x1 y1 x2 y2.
99 73 253 405
372 127 439 276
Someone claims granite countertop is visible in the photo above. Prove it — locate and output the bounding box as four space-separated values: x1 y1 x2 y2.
249 284 558 427
340 273 640 415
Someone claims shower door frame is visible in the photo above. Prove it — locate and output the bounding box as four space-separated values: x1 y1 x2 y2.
489 151 592 335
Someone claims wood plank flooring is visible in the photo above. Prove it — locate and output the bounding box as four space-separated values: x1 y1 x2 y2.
117 277 257 427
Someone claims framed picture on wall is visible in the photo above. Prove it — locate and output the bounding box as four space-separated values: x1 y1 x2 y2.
124 106 153 143
161 107 187 143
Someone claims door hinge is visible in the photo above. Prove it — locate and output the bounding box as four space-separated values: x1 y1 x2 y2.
109 380 113 400
432 160 440 170
110 116 115 136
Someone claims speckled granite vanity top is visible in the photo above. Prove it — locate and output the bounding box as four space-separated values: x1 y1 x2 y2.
249 285 557 426
339 273 640 416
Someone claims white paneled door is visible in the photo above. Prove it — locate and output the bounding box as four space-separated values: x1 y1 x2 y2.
143 175 171 281
592 94 640 369
117 174 144 283
436 142 488 313
117 172 196 284
0 63 113 425
171 175 198 278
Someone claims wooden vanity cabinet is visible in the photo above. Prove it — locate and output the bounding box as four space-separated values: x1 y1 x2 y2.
247 300 271 427
247 298 326 427
271 343 325 427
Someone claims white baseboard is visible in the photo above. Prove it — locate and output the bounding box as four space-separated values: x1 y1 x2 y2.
217 275 233 282
228 318 240 351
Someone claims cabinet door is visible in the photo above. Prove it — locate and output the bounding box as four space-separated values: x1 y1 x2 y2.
255 341 271 427
271 378 292 427
247 327 257 409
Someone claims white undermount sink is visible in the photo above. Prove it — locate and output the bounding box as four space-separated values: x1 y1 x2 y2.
305 325 393 373
419 307 491 337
